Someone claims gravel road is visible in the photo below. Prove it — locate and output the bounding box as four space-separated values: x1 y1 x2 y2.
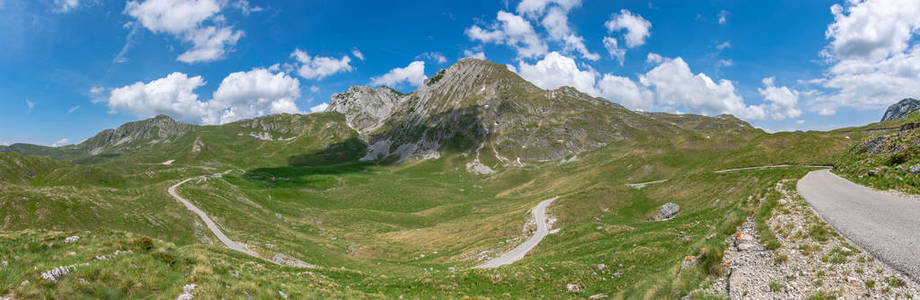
169 176 257 257
476 196 558 269
797 169 920 282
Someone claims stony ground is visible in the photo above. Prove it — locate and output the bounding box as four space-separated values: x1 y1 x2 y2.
694 181 920 299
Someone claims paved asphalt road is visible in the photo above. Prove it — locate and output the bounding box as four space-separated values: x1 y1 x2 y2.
798 169 920 282
169 176 257 257
476 196 558 269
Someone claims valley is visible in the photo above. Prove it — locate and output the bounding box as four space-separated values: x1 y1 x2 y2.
1 59 918 299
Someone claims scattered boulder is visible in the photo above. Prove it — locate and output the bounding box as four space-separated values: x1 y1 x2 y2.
272 253 315 268
910 164 920 174
589 293 607 299
566 283 582 293
655 203 680 221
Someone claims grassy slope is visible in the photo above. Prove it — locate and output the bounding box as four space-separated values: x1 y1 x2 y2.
0 108 865 298
834 112 920 192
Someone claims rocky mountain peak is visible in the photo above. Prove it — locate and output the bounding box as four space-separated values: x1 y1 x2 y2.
79 114 193 154
327 86 406 135
882 98 920 121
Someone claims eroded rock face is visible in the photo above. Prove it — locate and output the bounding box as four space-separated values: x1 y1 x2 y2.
882 98 920 121
80 114 193 154
328 86 405 135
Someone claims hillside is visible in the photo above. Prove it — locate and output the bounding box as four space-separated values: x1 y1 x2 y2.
0 58 869 298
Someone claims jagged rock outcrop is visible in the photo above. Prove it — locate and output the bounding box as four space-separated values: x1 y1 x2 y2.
327 86 406 135
79 114 193 155
882 98 920 121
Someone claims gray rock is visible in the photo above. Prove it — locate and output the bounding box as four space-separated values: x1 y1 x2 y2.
910 164 920 174
882 98 920 121
566 283 582 292
656 203 680 220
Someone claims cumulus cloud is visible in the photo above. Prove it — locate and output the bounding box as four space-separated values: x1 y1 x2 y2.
539 6 599 61
105 68 302 125
808 0 920 114
597 73 654 110
603 37 625 64
124 0 244 63
515 52 653 110
466 11 548 59
646 53 664 64
640 57 767 120
370 61 426 87
309 103 329 113
718 10 729 24
758 77 802 120
464 49 486 60
108 72 208 122
605 9 651 48
517 52 599 95
514 52 799 121
51 138 70 147
207 68 302 124
418 52 448 64
516 0 582 18
290 49 354 80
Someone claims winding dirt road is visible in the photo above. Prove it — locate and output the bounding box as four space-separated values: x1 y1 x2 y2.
168 176 257 257
476 196 558 269
798 169 920 282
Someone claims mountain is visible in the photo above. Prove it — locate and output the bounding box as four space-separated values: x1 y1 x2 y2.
881 98 920 121
329 58 683 164
0 58 878 299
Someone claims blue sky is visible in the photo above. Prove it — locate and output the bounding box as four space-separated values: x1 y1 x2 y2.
2 0 920 146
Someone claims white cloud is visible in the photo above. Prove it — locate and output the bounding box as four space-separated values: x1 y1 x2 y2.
808 0 920 115
207 68 302 124
825 0 920 61
639 57 767 120
597 74 654 110
90 86 104 94
176 26 243 63
51 138 70 147
351 48 365 61
67 105 80 114
124 0 244 63
603 37 625 65
25 99 34 112
290 49 354 80
53 0 79 12
309 103 329 113
517 52 599 95
718 59 733 67
758 77 802 120
646 53 663 64
310 85 319 93
540 6 599 61
370 61 426 87
107 72 208 122
418 52 448 64
230 0 262 15
716 41 731 50
718 10 728 24
466 11 548 59
605 9 651 48
464 49 486 60
796 120 805 125
516 0 581 18
105 68 302 125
